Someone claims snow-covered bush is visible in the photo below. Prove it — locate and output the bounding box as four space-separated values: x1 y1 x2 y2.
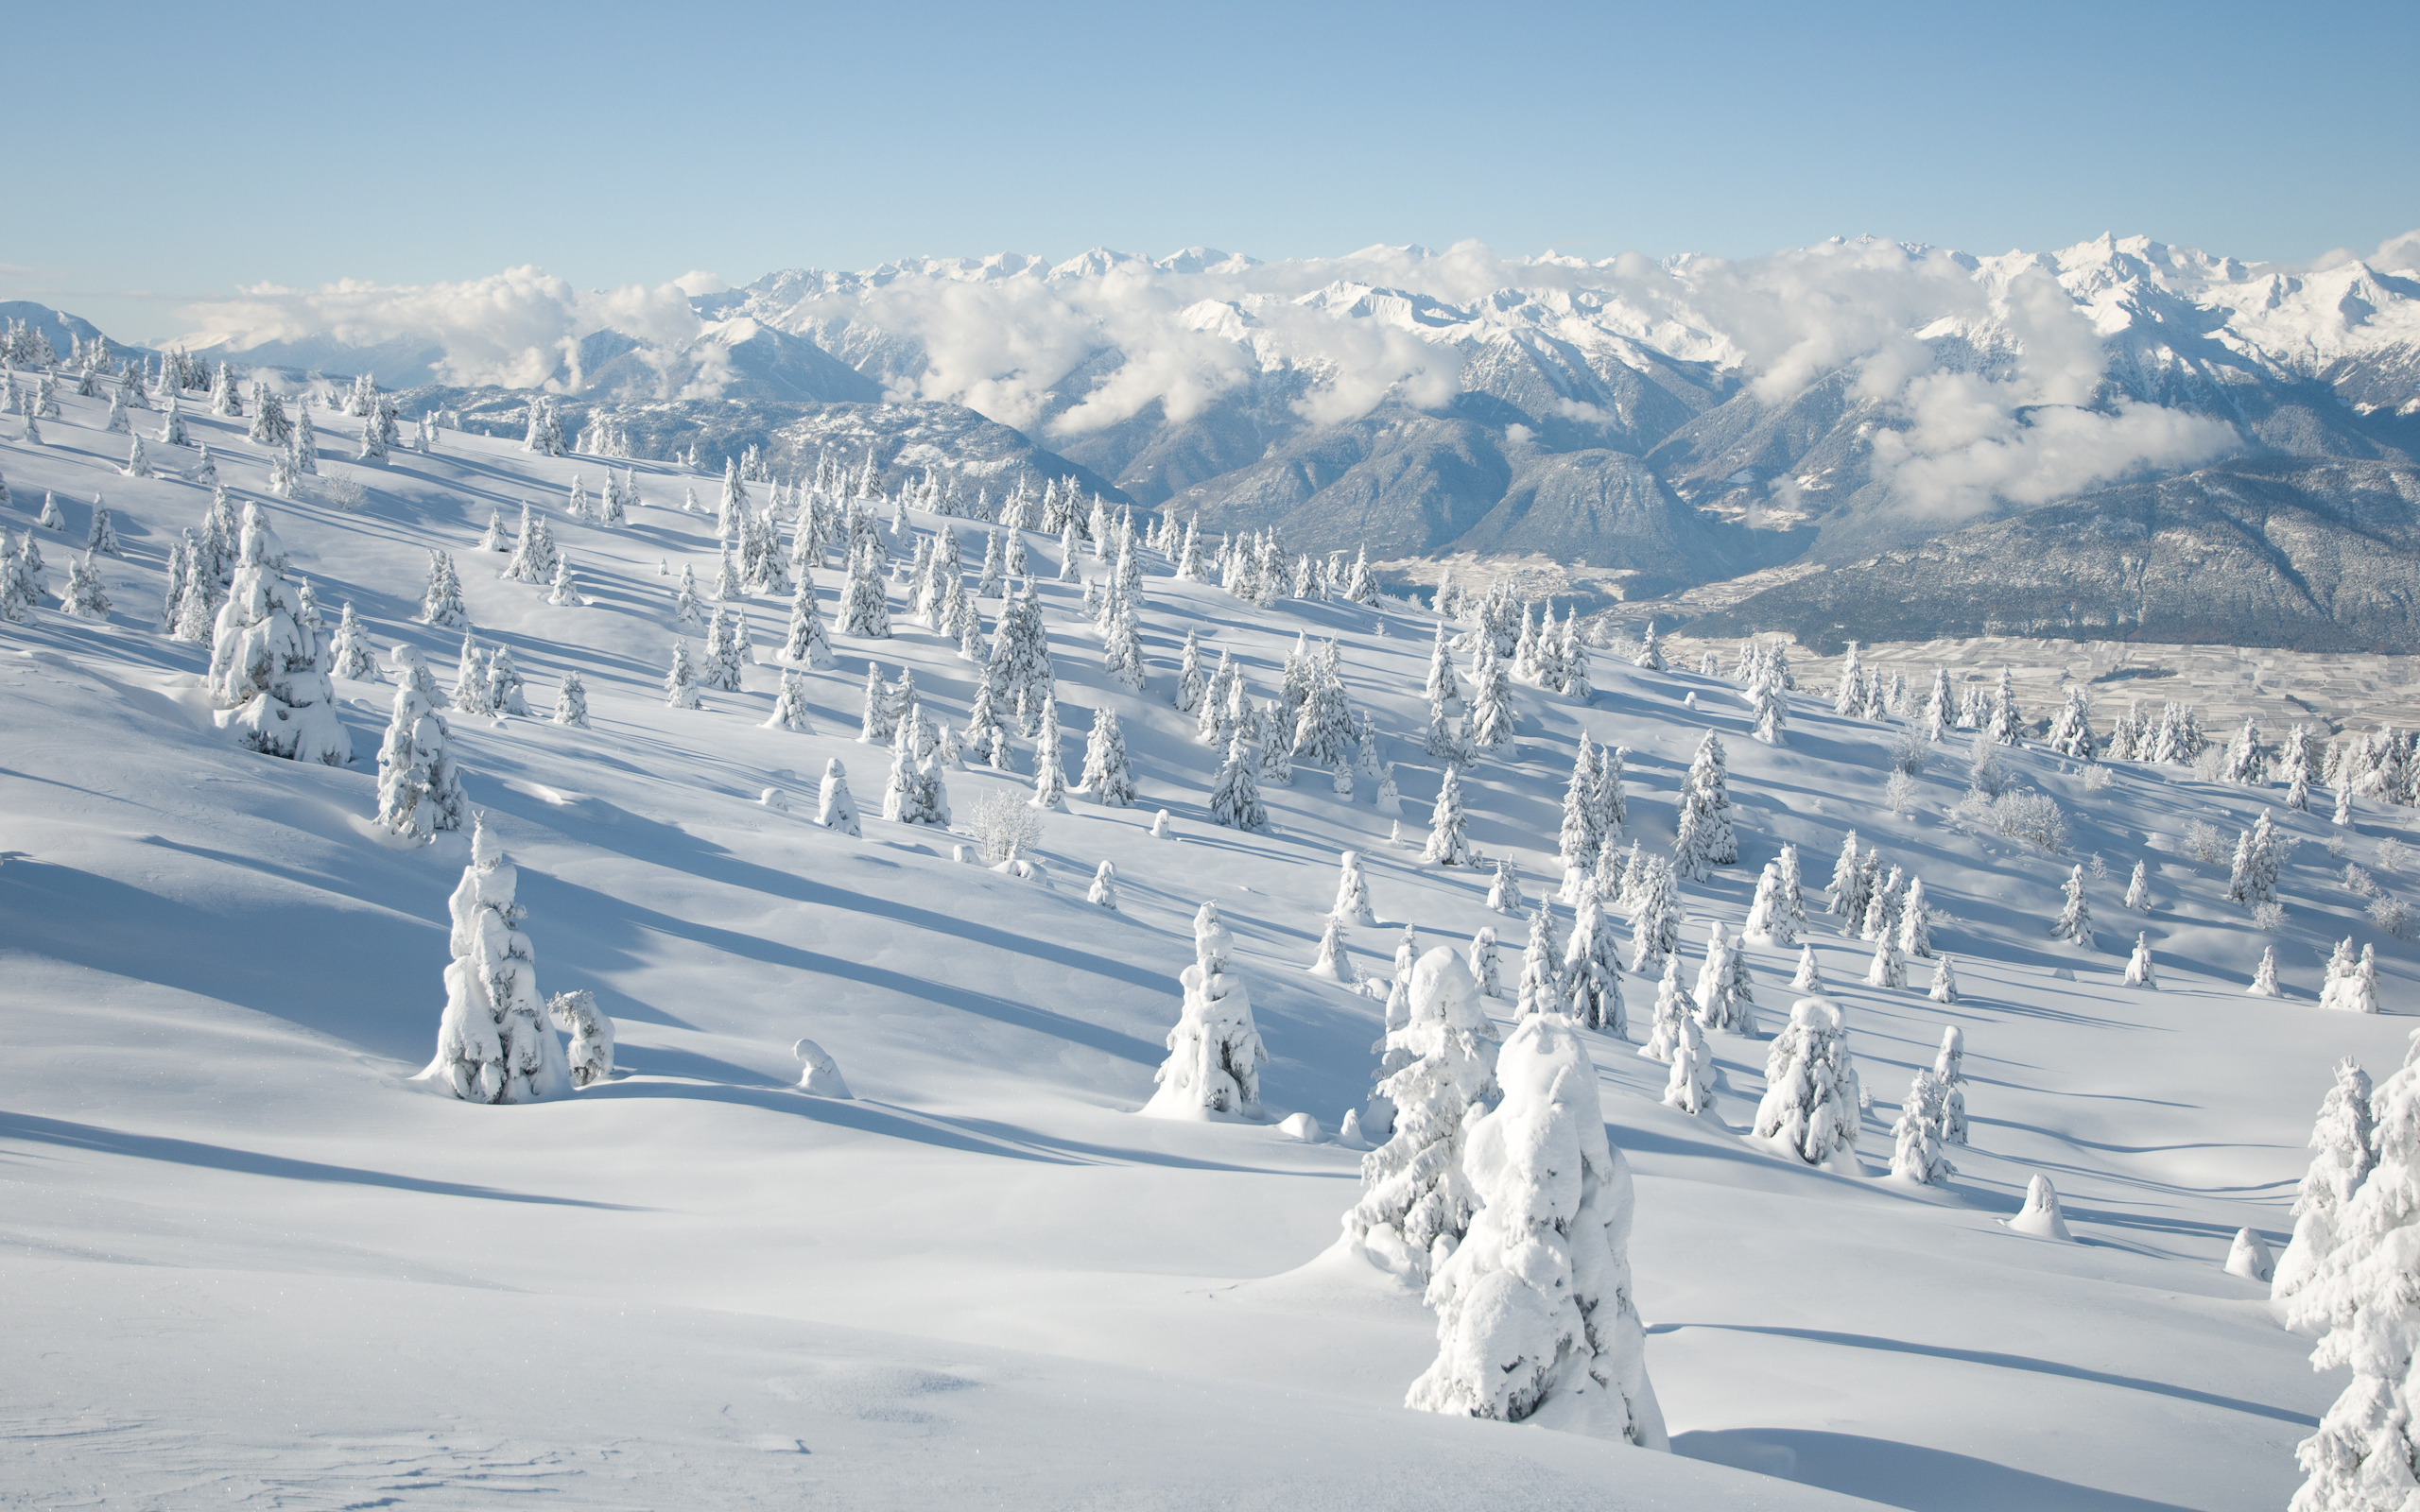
1664 1018 1715 1115
2010 1175 2072 1241
818 759 861 837
1144 903 1268 1118
1888 727 1927 776
1993 789 2067 853
1407 1014 1667 1447
1752 998 1861 1170
2182 819 2228 864
1883 770 1919 817
1966 747 2014 799
2368 893 2412 940
967 786 1044 863
2273 1058 2376 1303
1891 1069 1958 1184
546 989 614 1088
428 817 571 1104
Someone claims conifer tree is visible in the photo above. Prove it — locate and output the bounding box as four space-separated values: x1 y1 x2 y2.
1409 1013 1666 1445
2121 932 2158 988
479 508 511 552
1927 954 1958 1004
1791 944 1823 992
429 816 572 1104
1563 879 1624 1034
2125 859 2151 910
2248 945 2282 998
761 670 813 733
503 503 560 585
818 758 861 836
1639 956 1690 1062
60 552 112 620
1742 861 1792 946
1513 901 1563 1019
1627 858 1679 976
1030 696 1071 810
1332 849 1378 926
1469 926 1502 999
86 503 121 557
1865 930 1907 989
664 640 700 709
1891 1070 1958 1184
1896 876 1932 958
1664 1016 1716 1114
1466 638 1516 751
2226 811 2282 906
484 645 527 715
841 541 891 637
2051 865 2093 947
554 670 590 729
1423 765 1474 866
1425 622 1464 713
1487 857 1523 915
1145 902 1270 1118
1753 997 1862 1169
205 506 351 764
2273 1058 2377 1303
1558 733 1605 898
1344 949 1501 1277
1078 707 1134 805
373 648 466 836
2320 942 2380 1013
671 563 708 627
1207 732 1270 832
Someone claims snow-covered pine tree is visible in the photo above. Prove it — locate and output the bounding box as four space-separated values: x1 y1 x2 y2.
664 639 700 709
1742 861 1791 946
2121 932 2158 988
1634 619 1666 671
818 758 861 836
1029 696 1071 810
1833 641 1864 716
2248 946 2282 998
1407 1013 1666 1445
2282 725 2316 813
1557 733 1605 900
1425 622 1464 714
372 648 466 836
1790 944 1823 992
1465 638 1516 752
1144 902 1269 1118
1423 764 1474 866
1345 948 1502 1272
1563 879 1625 1034
449 632 492 716
429 816 572 1104
86 503 121 557
1891 1070 1958 1184
1897 876 1932 957
1927 954 1959 1004
1512 901 1564 1019
1639 956 1689 1062
1753 997 1862 1169
1329 848 1379 927
1078 707 1134 805
59 552 112 620
1864 930 1907 989
2225 811 2282 906
2051 865 2093 947
1306 915 1353 981
1208 732 1270 832
761 670 813 733
554 669 590 729
1087 860 1118 911
205 506 350 765
1487 857 1523 915
484 646 527 716
2124 859 2151 910
2320 942 2380 1013
840 541 891 637
547 989 614 1090
2273 1058 2378 1304
1675 731 1737 878
1626 857 1679 976
1986 668 2023 745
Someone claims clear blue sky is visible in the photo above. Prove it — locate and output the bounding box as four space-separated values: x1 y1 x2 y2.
6 0 2414 342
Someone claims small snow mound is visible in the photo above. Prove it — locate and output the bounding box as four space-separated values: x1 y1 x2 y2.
1337 1108 1370 1149
952 843 977 864
1278 1112 1321 1143
794 1040 853 1098
759 787 788 812
2225 1227 2274 1282
2007 1174 2073 1241
991 850 1052 886
1150 809 1172 838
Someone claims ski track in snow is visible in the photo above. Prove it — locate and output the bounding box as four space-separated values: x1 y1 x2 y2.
3 386 2411 1510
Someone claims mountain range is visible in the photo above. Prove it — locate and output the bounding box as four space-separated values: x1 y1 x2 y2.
131 232 2420 645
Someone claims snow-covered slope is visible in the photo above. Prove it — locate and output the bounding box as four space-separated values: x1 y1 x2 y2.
3 383 2411 1509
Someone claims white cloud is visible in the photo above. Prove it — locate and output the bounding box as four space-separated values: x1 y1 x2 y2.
673 270 730 297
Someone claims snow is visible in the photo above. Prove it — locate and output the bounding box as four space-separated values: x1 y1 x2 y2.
0 381 2412 1510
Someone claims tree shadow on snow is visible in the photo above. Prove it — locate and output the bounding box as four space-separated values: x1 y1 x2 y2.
1651 1323 2316 1428
580 1080 1083 1165
0 1110 650 1210
1672 1427 2204 1512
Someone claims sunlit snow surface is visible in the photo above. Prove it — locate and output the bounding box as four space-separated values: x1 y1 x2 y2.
3 390 2408 1510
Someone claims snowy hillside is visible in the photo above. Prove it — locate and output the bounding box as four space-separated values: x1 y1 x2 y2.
7 375 2420 1510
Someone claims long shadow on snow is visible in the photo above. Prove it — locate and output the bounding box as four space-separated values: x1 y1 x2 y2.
1650 1322 2316 1428
584 1081 1083 1164
477 786 1177 1015
534 874 1162 1065
0 1110 650 1210
1672 1427 2202 1512
942 1114 1360 1177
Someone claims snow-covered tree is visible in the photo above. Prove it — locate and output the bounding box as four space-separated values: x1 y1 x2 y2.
2051 866 2093 947
1639 956 1689 1063
1407 1013 1667 1446
1626 858 1680 976
760 670 813 733
2272 1058 2377 1304
327 602 374 679
428 816 571 1104
205 506 350 765
1344 949 1500 1277
1208 732 1270 833
664 639 700 709
2249 946 2282 998
1664 1016 1716 1115
1078 707 1134 805
421 550 467 629
2121 931 2157 988
1896 876 1932 958
373 648 466 837
59 552 112 620
1513 901 1563 1019
86 503 121 558
1791 945 1823 992
1558 733 1605 897
1985 668 2023 745
547 989 614 1090
1469 926 1502 999
1145 902 1269 1118
1671 731 1737 881
554 669 590 729
1333 849 1378 926
1742 861 1794 947
1423 764 1474 866
1864 931 1907 989
1829 832 1866 928
806 758 859 837
1487 857 1524 915
1306 915 1354 983
1563 879 1625 1034
1466 639 1516 751
1753 997 1861 1169
1634 619 1665 672
1692 920 1748 1032
2226 811 2283 906
1891 1070 1958 1184
2320 941 2380 1014
484 645 527 716
1928 955 1959 1005
1029 696 1071 810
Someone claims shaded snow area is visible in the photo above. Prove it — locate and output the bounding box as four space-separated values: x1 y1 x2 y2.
5 387 2411 1511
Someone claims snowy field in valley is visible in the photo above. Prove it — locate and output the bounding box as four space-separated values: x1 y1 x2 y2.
6 377 2418 1511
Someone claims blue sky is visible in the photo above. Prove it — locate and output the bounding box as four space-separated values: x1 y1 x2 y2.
6 0 2414 342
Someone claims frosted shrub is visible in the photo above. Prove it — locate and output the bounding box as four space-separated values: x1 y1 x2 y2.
546 989 614 1088
2181 819 2228 864
1883 770 1919 817
2253 900 2290 932
1887 727 1927 776
968 786 1044 863
2379 838 2408 874
1993 790 2067 853
2190 746 2229 783
1966 747 2014 799
2078 764 2114 794
2345 864 2381 898
317 469 367 513
2369 894 2413 940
